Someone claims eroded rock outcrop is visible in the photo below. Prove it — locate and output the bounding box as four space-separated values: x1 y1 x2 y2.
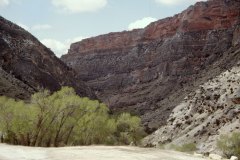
0 16 95 99
62 0 240 132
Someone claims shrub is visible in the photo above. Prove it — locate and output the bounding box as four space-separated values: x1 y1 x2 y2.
217 132 240 158
0 87 146 147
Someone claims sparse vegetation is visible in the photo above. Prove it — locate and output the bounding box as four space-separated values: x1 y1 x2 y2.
217 132 240 158
169 143 197 153
157 143 165 149
0 87 145 147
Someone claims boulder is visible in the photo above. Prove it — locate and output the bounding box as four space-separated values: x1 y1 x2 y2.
230 156 238 160
193 152 204 158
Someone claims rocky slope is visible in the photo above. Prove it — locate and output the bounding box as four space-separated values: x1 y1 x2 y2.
0 16 95 99
62 0 240 132
143 49 240 153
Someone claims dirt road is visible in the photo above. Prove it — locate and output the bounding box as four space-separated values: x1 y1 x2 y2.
0 144 208 160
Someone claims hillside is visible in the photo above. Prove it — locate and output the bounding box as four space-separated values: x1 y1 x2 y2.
143 51 240 152
0 16 95 99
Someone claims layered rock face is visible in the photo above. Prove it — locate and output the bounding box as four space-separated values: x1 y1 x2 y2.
62 0 240 132
0 16 95 99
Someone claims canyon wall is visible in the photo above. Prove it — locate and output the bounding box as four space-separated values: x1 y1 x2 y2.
62 0 240 132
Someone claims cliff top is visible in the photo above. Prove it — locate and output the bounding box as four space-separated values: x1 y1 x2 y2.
63 0 240 56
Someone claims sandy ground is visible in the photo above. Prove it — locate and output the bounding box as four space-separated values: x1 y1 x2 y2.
0 144 208 160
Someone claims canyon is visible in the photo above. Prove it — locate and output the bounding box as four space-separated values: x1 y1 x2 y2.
0 0 239 155
61 0 240 134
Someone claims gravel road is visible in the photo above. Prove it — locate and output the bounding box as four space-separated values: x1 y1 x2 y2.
0 144 208 160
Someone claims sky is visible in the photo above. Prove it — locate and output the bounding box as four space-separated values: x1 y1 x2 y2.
0 0 205 57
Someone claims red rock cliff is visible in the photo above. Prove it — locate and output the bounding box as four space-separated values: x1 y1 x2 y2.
68 0 240 55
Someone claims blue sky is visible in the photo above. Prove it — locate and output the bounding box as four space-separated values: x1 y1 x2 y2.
0 0 204 57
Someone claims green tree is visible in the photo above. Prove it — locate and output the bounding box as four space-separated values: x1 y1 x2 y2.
0 96 37 145
116 113 146 145
0 87 146 147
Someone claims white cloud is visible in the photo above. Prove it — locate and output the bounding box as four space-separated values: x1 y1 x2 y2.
17 22 30 31
52 0 107 13
0 0 9 7
154 0 206 5
41 39 67 57
32 24 52 31
16 23 52 31
41 37 85 57
0 0 29 7
128 17 157 30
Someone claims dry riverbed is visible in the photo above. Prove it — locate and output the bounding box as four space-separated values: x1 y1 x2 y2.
0 143 209 160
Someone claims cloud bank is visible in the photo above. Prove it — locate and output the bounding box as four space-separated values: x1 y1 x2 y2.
41 39 67 57
52 0 108 13
41 37 85 57
128 17 157 30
